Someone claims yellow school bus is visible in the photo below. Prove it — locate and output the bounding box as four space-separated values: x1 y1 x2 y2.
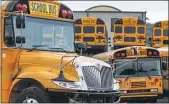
1 0 120 103
113 17 146 49
157 47 169 95
74 17 107 53
152 20 168 48
93 46 167 103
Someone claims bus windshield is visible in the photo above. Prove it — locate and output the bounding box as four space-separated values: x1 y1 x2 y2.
83 26 95 33
13 15 75 52
114 58 161 78
124 26 136 34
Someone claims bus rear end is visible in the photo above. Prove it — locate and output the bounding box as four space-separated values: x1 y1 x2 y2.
112 46 164 103
152 20 168 48
75 17 107 54
113 17 146 49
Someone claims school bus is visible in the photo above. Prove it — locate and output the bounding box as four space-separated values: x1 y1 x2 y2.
93 46 167 103
74 17 107 54
152 20 168 48
113 17 146 49
157 47 169 95
1 0 120 103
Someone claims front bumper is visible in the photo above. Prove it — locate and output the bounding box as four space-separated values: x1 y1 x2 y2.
48 89 121 103
120 93 163 101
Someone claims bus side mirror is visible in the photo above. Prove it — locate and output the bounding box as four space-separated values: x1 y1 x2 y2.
162 71 167 78
16 14 25 28
162 61 167 70
16 36 25 44
75 41 88 50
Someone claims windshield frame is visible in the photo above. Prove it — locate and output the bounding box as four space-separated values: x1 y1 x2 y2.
113 57 162 78
11 15 76 53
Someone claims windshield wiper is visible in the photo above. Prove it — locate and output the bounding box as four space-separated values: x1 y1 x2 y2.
48 47 68 53
137 69 151 79
28 45 50 52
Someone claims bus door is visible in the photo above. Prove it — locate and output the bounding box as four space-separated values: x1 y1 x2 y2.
96 25 106 45
162 28 168 47
153 28 162 47
75 25 83 42
82 25 96 47
123 19 137 45
137 26 145 45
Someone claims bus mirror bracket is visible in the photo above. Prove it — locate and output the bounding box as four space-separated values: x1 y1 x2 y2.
74 41 88 55
16 36 25 44
16 11 25 29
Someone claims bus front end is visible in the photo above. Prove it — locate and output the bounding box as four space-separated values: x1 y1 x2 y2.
113 17 146 50
112 46 164 103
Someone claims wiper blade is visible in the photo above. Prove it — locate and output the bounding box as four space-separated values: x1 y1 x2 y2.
28 45 50 52
138 69 151 79
48 47 68 53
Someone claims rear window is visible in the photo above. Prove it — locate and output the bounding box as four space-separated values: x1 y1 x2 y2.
115 26 122 33
124 27 136 34
75 26 81 33
97 26 104 34
138 27 144 34
163 29 168 36
154 29 161 36
83 26 95 33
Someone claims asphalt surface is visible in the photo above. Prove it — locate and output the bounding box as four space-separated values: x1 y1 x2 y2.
157 97 169 103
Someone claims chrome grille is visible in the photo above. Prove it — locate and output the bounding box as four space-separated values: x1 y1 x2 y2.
82 66 113 89
131 81 146 88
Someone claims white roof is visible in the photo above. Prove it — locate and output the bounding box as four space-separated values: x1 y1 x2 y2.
157 47 168 51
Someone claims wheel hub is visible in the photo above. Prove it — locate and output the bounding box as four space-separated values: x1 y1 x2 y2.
23 97 38 103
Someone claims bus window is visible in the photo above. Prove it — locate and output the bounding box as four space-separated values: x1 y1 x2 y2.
124 27 136 34
138 27 144 34
154 29 161 36
97 26 104 34
115 26 122 33
83 26 95 33
75 26 81 33
163 29 168 36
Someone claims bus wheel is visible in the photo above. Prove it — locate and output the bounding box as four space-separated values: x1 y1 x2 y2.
13 87 51 103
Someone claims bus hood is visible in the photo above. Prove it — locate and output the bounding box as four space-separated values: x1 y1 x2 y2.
18 51 111 81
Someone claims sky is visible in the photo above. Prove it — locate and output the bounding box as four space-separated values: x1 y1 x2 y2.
1 1 168 23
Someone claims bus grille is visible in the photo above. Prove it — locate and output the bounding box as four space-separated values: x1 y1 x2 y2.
83 37 95 42
82 66 113 89
131 81 146 88
124 37 136 42
161 56 169 69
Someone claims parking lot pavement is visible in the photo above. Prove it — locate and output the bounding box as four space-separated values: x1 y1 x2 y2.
157 97 169 103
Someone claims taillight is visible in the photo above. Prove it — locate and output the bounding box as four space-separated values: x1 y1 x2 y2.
116 53 120 57
15 3 28 13
16 3 22 11
121 53 126 57
147 49 159 56
67 10 72 19
62 10 67 18
148 51 152 56
21 4 28 13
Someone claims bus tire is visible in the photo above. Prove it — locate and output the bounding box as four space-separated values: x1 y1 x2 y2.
13 87 51 103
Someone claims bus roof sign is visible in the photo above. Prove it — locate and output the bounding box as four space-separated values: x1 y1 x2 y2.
29 1 59 17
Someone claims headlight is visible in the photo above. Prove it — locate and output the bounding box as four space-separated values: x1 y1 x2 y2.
113 80 120 91
150 88 158 92
53 81 81 90
120 90 127 94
